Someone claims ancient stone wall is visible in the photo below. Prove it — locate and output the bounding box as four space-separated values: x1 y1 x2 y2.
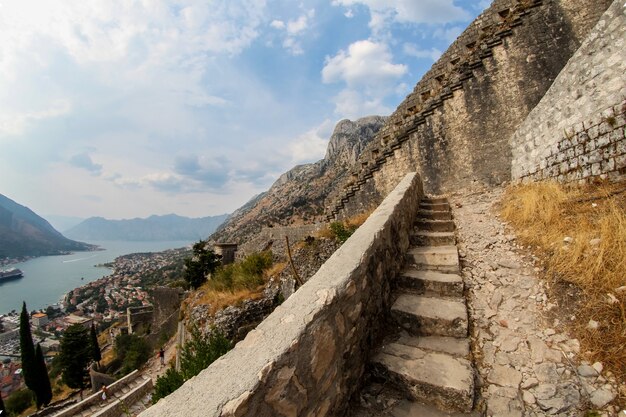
327 0 612 220
510 0 626 182
140 173 423 417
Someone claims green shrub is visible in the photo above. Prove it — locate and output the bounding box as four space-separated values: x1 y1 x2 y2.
329 221 356 243
5 389 33 415
114 334 151 375
152 328 232 404
209 251 273 292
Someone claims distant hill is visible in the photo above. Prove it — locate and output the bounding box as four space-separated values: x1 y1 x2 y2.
0 194 95 259
65 214 229 241
45 215 85 232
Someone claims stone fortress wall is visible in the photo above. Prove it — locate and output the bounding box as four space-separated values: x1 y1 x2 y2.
510 0 625 182
141 173 423 417
327 0 614 220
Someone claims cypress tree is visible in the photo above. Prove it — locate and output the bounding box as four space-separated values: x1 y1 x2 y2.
59 324 91 399
19 302 37 393
90 323 101 366
34 343 52 408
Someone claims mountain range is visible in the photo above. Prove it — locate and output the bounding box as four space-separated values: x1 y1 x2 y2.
0 194 95 259
64 213 229 241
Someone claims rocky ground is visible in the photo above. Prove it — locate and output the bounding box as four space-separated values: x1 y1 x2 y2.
450 185 622 417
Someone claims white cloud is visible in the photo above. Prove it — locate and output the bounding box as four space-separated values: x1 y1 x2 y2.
403 43 442 61
270 9 315 55
344 9 355 18
333 0 471 34
0 100 71 136
285 120 335 164
270 20 286 29
0 0 268 137
322 40 406 118
322 40 407 87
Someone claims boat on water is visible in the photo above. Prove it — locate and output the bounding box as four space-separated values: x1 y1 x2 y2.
0 268 24 283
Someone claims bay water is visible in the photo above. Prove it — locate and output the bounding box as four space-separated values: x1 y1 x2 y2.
0 240 191 314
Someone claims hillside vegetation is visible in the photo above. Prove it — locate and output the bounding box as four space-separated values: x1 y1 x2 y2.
500 180 626 379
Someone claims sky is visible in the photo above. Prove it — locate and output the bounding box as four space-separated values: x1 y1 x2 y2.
0 0 489 221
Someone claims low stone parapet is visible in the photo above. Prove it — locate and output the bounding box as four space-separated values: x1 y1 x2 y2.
140 172 423 417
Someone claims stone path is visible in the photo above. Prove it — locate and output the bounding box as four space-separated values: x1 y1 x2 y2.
450 185 621 417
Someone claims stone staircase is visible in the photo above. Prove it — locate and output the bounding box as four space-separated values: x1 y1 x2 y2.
52 370 153 417
369 196 479 415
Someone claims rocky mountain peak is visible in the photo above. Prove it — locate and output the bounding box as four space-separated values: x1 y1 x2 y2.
324 116 387 165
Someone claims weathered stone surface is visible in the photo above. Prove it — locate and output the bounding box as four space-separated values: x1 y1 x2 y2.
410 231 456 247
391 400 483 417
397 334 469 358
395 268 463 297
408 246 460 273
589 389 616 408
391 294 468 338
371 343 474 413
487 365 522 388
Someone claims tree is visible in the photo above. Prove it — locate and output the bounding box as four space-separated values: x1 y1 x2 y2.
34 343 52 408
59 324 91 399
90 324 102 367
183 240 221 289
19 302 37 393
152 328 231 403
114 334 151 375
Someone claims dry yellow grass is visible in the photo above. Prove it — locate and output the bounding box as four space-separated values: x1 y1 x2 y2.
193 287 265 315
500 180 626 379
316 208 375 240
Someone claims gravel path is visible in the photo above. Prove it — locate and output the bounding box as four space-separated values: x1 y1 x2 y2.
450 185 621 417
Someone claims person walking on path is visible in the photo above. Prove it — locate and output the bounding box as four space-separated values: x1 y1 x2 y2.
158 348 165 367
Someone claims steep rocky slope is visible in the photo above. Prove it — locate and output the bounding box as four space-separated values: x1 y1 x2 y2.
211 116 386 244
0 193 95 259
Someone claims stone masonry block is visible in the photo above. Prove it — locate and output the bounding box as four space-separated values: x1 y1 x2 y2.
575 144 584 156
588 125 599 139
588 149 602 164
617 140 626 154
596 134 611 148
599 121 613 135
602 158 615 172
591 163 602 176
609 128 623 143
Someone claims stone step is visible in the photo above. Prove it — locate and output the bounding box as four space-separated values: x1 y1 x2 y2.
391 400 482 417
395 334 470 358
410 231 455 247
422 196 449 205
418 209 452 221
408 246 459 273
416 219 455 232
420 202 450 212
391 294 468 337
371 341 474 413
395 268 463 297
